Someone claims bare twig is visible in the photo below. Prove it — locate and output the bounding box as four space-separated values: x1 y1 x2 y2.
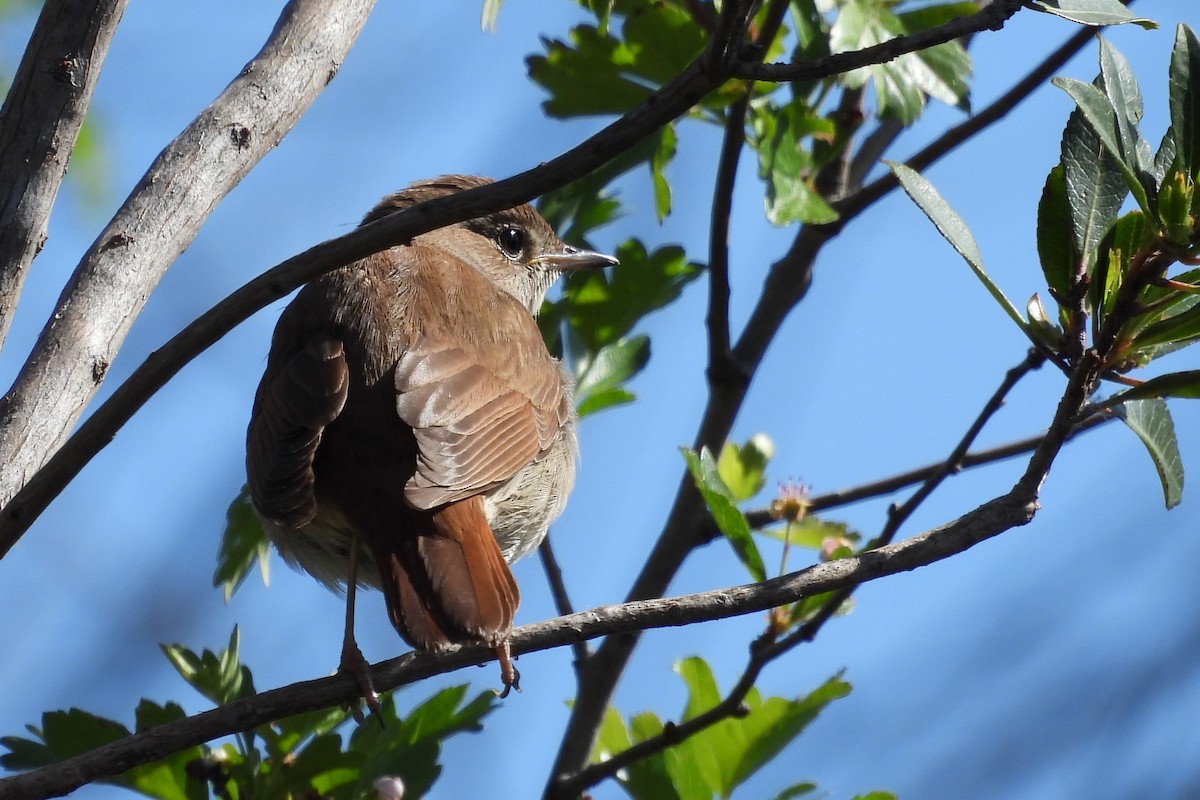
0 0 127 349
538 535 590 667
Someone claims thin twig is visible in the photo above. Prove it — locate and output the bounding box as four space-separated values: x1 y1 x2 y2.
538 535 590 667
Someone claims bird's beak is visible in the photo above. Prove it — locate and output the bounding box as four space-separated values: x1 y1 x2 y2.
535 245 619 272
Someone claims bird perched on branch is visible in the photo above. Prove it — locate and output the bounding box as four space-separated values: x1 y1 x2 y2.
246 175 616 704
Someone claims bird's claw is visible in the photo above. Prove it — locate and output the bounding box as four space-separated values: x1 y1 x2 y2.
494 642 521 698
339 641 383 725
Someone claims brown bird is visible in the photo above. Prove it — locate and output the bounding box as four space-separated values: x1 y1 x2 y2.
245 175 616 703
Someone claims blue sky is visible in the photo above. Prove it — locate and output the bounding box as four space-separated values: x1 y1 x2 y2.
2 1 1199 798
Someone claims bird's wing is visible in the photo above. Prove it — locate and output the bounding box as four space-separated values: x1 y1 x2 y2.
394 336 570 510
246 339 349 526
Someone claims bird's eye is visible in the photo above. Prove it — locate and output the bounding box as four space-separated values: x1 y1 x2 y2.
496 225 525 258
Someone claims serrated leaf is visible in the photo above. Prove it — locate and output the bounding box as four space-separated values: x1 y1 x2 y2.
717 434 774 503
682 447 766 582
1115 398 1184 508
759 517 861 550
730 674 852 790
1031 0 1156 29
1169 24 1200 181
575 335 651 417
162 627 255 706
558 240 701 355
215 486 270 602
890 162 1030 333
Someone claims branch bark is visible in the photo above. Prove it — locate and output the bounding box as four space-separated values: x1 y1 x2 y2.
0 0 127 349
0 0 378 507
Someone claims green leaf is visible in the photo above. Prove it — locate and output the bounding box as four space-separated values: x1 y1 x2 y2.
625 712 683 800
830 0 972 123
1099 38 1152 177
161 626 256 706
852 793 899 800
674 657 734 796
1053 77 1153 217
730 674 852 790
652 123 677 221
758 517 860 551
214 486 271 602
1109 371 1200 402
771 783 820 800
682 447 766 582
717 434 774 503
575 335 651 418
1169 24 1200 181
1031 0 1156 29
1093 210 1149 330
348 686 499 800
889 162 1030 333
753 100 840 226
528 27 651 118
1130 299 1200 352
1036 164 1078 304
558 240 701 354
1059 90 1129 274
1115 398 1184 508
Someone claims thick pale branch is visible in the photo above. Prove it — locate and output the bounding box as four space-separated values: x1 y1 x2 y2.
0 0 126 349
0 490 1035 800
0 0 378 507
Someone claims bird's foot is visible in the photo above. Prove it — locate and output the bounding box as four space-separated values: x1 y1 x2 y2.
494 641 521 698
339 640 382 725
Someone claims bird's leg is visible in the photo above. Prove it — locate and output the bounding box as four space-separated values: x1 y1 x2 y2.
339 534 381 722
494 640 521 698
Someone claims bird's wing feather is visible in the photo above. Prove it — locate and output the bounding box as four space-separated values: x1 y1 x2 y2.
394 337 569 510
246 339 349 526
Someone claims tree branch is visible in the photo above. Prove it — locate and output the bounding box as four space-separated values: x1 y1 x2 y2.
0 0 378 508
733 0 1024 82
0 487 1037 800
0 0 126 350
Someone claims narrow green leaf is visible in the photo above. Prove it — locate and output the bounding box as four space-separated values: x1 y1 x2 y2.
1031 0 1156 29
1169 24 1200 181
1036 164 1078 303
772 783 820 800
889 162 1030 333
1109 371 1200 403
1053 77 1153 217
214 486 271 602
1115 398 1184 508
651 124 677 221
1131 300 1200 351
682 447 766 582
